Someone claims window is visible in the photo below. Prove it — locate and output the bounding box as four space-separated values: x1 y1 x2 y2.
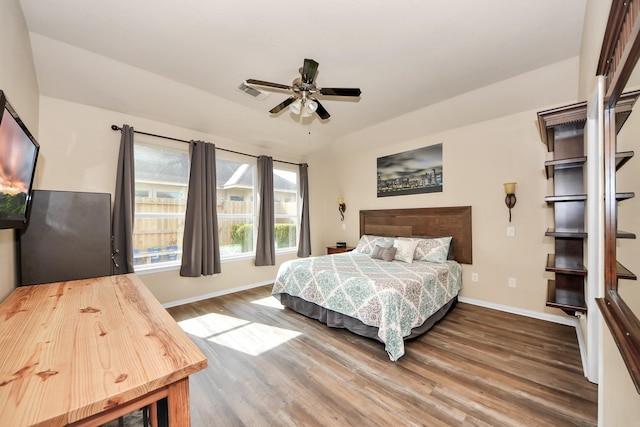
273 168 298 250
216 158 255 257
133 142 299 271
133 143 189 269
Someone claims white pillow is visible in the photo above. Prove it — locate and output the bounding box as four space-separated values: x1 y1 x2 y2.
401 237 452 264
392 239 419 263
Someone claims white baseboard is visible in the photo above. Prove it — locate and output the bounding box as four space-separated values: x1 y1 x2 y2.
162 280 273 308
574 319 588 376
458 296 587 376
458 296 578 326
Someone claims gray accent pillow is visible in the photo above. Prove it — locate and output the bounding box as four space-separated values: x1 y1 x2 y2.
370 244 397 262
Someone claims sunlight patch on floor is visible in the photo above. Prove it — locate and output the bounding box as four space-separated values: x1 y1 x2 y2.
178 313 249 338
178 312 301 356
250 296 284 309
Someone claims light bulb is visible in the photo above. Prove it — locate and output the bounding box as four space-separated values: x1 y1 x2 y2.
290 99 301 115
306 100 318 113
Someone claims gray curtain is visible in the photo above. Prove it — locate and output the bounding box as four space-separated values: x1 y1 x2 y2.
297 163 311 257
180 141 221 276
112 124 136 274
255 155 275 266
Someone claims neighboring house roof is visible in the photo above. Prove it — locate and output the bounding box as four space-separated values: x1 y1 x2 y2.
135 144 296 192
134 144 188 185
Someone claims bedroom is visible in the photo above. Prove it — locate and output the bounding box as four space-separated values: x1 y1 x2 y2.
0 0 639 425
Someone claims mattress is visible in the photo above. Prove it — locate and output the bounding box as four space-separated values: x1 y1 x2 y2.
272 252 462 361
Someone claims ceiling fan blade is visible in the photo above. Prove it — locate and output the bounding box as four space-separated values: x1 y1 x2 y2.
246 79 291 91
313 99 330 120
318 87 362 97
270 96 296 114
301 58 319 84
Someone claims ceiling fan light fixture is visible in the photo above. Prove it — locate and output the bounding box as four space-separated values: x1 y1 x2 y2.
306 99 318 113
247 58 361 121
290 99 302 115
301 100 317 118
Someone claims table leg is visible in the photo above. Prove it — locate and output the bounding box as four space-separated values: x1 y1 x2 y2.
149 401 158 427
167 378 191 426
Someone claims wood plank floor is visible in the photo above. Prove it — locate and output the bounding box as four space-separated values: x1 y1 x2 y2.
166 286 597 427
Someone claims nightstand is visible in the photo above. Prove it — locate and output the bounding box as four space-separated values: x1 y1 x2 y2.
326 246 355 255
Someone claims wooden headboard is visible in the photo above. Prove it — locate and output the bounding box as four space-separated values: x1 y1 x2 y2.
359 206 473 264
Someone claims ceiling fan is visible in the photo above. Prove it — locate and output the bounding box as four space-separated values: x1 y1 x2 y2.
246 58 361 120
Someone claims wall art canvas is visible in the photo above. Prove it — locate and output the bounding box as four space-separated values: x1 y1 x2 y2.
377 143 442 197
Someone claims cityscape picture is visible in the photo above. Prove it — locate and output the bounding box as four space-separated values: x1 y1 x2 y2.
377 143 443 197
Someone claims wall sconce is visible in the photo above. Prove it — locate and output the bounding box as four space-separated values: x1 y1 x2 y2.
503 182 516 222
338 197 346 221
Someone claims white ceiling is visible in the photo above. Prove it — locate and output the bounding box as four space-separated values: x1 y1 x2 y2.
19 0 587 157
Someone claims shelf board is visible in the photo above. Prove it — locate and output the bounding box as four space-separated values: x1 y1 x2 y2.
616 192 635 202
617 230 637 239
616 151 634 171
544 156 587 179
545 254 587 275
545 194 587 203
546 280 587 313
617 261 638 281
545 228 587 238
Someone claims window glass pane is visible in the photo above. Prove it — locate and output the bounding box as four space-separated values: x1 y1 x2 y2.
274 168 298 250
275 217 297 249
132 145 299 266
133 143 188 269
217 158 255 256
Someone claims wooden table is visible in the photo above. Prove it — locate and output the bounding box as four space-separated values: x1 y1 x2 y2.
0 274 207 426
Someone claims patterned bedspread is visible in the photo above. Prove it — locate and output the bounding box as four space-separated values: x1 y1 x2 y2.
272 252 462 361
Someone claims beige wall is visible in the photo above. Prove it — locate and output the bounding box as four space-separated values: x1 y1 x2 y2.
36 57 583 316
578 0 611 101
314 59 579 315
0 0 39 301
37 96 305 303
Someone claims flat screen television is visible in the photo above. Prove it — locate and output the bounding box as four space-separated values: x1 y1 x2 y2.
0 90 40 229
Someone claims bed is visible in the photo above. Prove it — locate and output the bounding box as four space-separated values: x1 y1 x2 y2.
272 206 472 361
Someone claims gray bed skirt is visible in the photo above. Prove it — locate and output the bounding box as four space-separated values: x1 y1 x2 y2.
277 293 458 342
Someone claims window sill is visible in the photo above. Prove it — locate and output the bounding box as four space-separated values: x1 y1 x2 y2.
135 262 181 275
134 247 299 274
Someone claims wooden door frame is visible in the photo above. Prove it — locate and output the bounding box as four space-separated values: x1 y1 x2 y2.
596 0 640 393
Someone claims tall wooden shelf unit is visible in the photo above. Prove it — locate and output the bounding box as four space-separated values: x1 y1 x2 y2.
537 93 639 315
538 103 589 315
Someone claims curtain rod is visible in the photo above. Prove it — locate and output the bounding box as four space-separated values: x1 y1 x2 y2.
110 125 301 166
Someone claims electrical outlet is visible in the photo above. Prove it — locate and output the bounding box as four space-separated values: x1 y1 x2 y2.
507 226 515 237
508 278 517 288
471 273 479 282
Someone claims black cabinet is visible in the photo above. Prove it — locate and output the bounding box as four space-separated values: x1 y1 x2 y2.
18 190 112 286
